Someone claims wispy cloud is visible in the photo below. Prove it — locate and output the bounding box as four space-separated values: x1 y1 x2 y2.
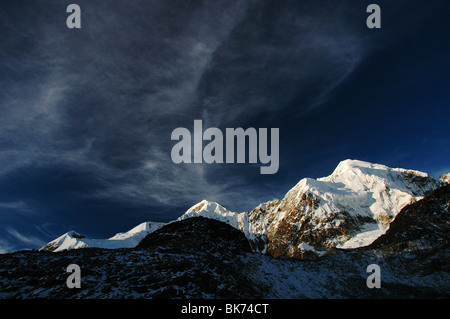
0 1 375 214
198 1 370 125
0 0 263 211
6 227 46 248
0 201 35 215
0 238 15 254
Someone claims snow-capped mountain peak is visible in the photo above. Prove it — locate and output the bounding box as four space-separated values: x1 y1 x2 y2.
181 199 233 217
40 222 166 252
40 230 87 252
178 199 241 230
265 159 438 257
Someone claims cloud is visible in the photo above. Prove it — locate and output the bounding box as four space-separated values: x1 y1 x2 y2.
6 227 46 248
0 1 376 214
0 1 252 202
0 238 15 254
0 201 35 215
86 147 266 212
197 1 370 126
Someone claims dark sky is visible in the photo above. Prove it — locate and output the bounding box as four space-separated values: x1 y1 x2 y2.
1 0 449 252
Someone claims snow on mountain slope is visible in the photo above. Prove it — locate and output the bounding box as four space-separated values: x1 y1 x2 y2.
40 222 166 252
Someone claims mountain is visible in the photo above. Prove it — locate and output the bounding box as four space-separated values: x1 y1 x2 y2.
40 222 166 252
264 159 437 258
178 159 438 259
1 185 449 299
40 159 438 260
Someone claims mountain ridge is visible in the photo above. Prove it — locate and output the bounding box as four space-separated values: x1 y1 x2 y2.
40 221 166 252
39 159 439 259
